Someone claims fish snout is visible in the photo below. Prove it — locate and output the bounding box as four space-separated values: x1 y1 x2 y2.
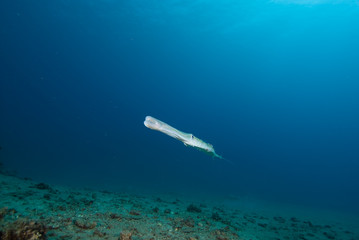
144 116 160 130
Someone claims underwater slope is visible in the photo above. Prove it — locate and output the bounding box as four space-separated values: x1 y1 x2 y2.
1 172 359 240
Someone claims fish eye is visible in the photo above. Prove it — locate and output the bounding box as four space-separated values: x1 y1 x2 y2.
191 135 194 139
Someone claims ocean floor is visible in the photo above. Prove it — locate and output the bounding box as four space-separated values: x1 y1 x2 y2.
0 172 358 240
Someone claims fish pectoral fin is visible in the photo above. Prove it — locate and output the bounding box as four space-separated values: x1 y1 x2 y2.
184 143 188 146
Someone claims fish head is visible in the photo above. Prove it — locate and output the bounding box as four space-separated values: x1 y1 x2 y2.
144 116 161 130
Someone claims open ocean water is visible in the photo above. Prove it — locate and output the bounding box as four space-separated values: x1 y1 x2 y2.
0 0 359 239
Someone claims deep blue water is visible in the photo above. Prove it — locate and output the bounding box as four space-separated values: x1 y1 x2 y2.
1 0 358 214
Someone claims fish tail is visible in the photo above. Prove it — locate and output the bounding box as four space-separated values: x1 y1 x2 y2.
214 153 234 165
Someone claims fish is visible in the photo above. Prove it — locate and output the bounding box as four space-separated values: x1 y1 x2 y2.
144 116 225 160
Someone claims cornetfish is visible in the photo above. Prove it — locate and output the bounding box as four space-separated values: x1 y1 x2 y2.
144 116 224 159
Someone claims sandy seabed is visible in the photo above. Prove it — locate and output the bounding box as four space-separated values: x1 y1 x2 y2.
0 172 358 240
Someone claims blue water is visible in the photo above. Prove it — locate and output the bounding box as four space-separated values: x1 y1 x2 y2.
1 0 358 214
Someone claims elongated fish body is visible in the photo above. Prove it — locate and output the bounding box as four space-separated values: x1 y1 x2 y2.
144 116 224 159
